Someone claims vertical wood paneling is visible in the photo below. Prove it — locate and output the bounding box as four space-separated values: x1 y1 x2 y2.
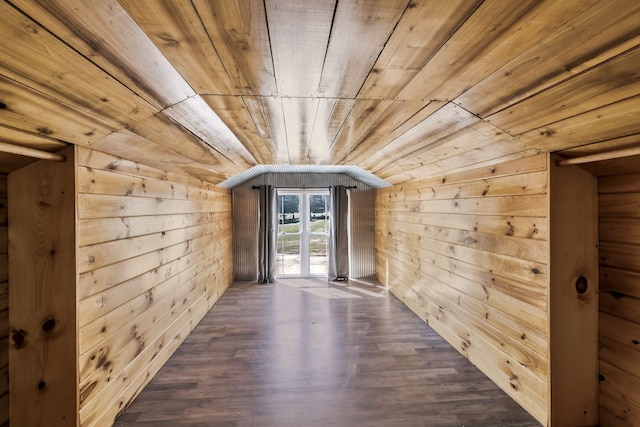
599 172 640 427
8 147 78 427
75 147 232 427
375 153 549 424
548 156 598 426
0 175 7 427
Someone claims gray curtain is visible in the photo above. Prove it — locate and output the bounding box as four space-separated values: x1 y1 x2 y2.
329 185 349 281
258 185 276 283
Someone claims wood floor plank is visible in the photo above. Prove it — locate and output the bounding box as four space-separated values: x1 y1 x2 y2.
115 279 540 426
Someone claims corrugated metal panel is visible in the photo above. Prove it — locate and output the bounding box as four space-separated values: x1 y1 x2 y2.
235 172 372 190
219 165 390 189
232 189 259 281
349 189 376 279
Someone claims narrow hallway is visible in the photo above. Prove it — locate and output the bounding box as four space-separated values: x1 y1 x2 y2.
116 279 540 427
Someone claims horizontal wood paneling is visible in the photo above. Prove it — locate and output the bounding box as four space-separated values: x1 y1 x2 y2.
75 147 232 427
375 154 549 424
599 172 640 426
1 0 638 184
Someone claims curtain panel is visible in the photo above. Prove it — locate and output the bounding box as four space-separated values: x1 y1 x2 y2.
329 185 349 281
257 185 276 283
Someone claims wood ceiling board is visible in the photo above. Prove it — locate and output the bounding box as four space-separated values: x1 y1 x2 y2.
9 0 195 109
316 0 408 98
388 153 547 190
373 117 524 178
308 98 355 164
520 96 640 153
362 103 478 173
265 0 336 97
383 148 539 185
202 95 275 164
118 0 238 96
0 2 157 129
485 47 640 135
124 113 240 176
556 134 640 159
341 100 443 165
395 0 549 102
358 0 481 100
161 96 256 169
0 126 68 151
0 74 116 145
281 97 321 164
192 0 277 96
90 129 228 183
458 1 640 119
384 131 525 179
329 99 430 164
242 96 288 163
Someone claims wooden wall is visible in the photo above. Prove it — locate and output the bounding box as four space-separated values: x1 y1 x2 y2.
375 154 549 424
598 173 640 427
75 147 232 426
0 175 7 427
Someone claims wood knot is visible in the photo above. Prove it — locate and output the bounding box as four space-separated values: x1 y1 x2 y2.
575 276 588 294
12 330 26 349
158 33 180 46
42 318 56 333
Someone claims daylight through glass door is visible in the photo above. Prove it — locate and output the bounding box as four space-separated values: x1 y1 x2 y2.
276 190 329 277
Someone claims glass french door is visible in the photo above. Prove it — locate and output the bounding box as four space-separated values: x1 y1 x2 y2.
276 190 329 277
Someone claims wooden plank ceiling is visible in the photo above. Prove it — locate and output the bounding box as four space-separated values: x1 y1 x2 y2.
0 0 639 183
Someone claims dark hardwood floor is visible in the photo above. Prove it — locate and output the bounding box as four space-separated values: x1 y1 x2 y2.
116 278 541 427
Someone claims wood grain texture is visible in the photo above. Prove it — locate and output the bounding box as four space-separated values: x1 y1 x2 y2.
0 1 156 125
8 0 195 109
547 155 599 426
1 0 638 182
317 0 407 98
115 279 541 427
265 0 335 97
8 146 77 427
0 175 6 426
75 146 233 426
597 169 640 425
117 0 237 95
375 153 549 424
456 0 640 117
192 0 277 96
358 0 481 100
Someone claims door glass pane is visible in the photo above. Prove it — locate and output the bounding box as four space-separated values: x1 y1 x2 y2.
309 234 328 275
278 195 300 234
277 193 301 276
276 234 301 275
309 194 329 234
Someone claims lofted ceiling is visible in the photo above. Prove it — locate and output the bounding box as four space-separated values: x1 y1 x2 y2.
0 0 639 183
